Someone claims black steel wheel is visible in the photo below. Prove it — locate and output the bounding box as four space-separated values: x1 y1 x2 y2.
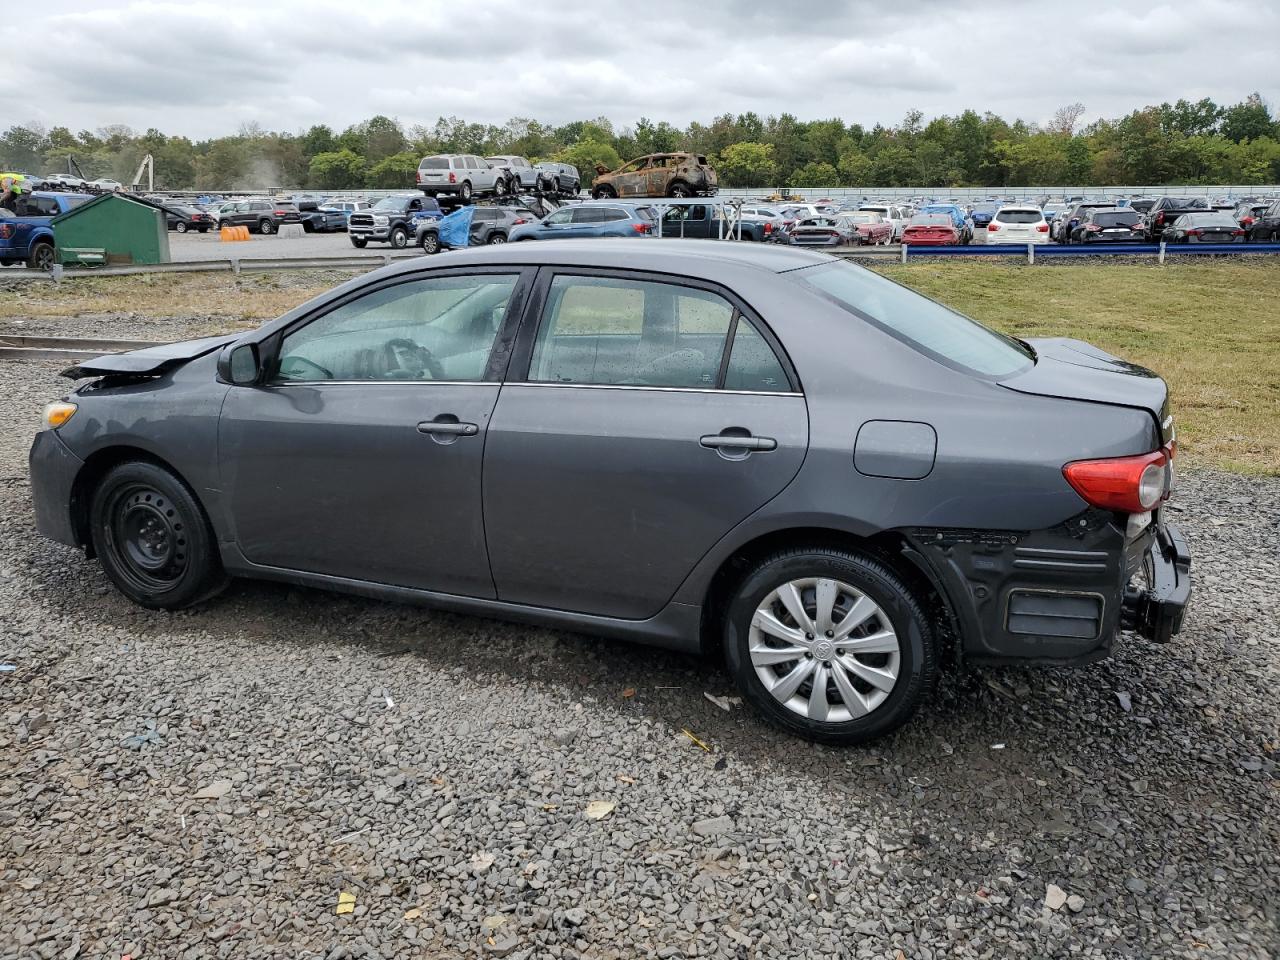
90 461 228 609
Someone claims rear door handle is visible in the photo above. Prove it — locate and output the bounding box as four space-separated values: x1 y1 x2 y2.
700 434 777 452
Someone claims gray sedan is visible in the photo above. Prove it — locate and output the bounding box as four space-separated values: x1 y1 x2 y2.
29 241 1191 744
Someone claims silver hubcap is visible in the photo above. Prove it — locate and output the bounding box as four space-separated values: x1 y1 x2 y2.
749 577 901 723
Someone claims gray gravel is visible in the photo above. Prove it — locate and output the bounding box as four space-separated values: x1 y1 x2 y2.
1 356 1277 960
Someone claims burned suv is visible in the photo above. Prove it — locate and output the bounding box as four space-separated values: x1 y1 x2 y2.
591 153 718 199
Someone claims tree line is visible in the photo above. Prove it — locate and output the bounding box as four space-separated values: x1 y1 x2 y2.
2 95 1277 192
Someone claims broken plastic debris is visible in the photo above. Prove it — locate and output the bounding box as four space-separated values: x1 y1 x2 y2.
703 692 741 711
403 907 422 921
585 800 616 820
335 891 356 915
0 663 16 672
990 743 1006 750
621 687 636 698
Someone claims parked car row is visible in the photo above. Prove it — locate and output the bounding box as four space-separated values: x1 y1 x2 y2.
416 154 582 203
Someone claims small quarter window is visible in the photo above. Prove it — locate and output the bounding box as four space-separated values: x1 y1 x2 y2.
723 318 790 392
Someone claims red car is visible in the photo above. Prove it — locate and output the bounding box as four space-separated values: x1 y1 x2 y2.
901 213 960 246
840 212 894 245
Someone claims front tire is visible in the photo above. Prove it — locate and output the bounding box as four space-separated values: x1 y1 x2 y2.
723 547 935 745
89 461 228 610
350 237 367 248
592 184 617 199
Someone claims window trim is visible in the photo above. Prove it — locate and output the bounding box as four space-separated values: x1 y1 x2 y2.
257 266 533 386
506 267 801 394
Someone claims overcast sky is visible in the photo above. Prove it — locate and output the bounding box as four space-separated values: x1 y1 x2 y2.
8 0 1278 140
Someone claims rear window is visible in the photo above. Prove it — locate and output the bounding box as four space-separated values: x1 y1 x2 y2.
1183 213 1237 226
909 214 952 226
995 209 1042 223
419 157 450 170
795 261 1033 379
634 206 658 221
1093 211 1139 226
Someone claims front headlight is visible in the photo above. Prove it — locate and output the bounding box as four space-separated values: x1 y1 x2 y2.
43 401 78 429
373 215 389 224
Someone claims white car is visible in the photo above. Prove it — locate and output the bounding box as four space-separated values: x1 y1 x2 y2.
859 203 909 240
89 178 123 192
986 205 1051 244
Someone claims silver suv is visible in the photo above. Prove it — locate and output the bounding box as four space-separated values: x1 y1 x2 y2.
416 154 506 201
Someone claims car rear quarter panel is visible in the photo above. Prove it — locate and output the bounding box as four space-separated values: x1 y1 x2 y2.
670 274 1158 604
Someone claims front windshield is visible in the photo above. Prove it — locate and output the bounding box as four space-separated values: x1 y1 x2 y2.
373 197 411 212
794 261 1034 379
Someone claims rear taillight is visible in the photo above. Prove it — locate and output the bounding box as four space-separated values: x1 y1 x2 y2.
1186 228 1202 236
512 218 528 225
0 224 12 239
1036 224 1049 232
764 222 772 234
1155 211 1165 225
633 222 650 234
988 222 999 231
1063 447 1173 513
1086 223 1101 231
1242 216 1255 225
416 171 422 182
448 172 456 183
274 209 287 216
1232 229 1244 236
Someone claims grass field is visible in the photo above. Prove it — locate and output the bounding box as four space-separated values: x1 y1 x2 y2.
4 258 1277 473
872 260 1280 475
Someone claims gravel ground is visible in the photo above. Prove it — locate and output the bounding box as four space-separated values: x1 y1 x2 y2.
166 230 404 263
1 354 1277 960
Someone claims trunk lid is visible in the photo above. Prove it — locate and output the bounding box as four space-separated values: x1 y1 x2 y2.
61 334 238 380
999 337 1172 444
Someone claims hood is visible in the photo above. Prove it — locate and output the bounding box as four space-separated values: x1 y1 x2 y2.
999 337 1171 441
61 334 238 380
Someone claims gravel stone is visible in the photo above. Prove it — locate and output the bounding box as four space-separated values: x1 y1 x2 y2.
0 355 1277 959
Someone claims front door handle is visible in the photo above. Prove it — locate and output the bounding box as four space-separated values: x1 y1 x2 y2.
417 420 478 436
700 433 777 452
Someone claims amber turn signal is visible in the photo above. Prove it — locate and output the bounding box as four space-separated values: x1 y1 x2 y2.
42 401 78 429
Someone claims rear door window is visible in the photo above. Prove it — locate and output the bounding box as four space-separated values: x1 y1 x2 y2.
528 275 734 388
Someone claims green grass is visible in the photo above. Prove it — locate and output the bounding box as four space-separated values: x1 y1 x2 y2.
872 260 1280 475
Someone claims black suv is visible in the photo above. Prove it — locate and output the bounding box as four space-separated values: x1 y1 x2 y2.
416 206 536 254
1069 208 1145 243
220 199 302 235
1247 199 1280 242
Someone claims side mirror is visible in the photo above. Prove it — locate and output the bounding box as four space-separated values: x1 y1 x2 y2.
218 342 261 385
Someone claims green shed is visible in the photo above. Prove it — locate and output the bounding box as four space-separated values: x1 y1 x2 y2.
51 193 170 266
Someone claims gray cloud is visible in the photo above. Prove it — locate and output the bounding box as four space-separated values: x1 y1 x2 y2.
3 0 1276 138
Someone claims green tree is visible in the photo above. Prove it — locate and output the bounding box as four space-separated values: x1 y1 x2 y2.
308 149 367 189
365 151 419 189
836 148 873 185
301 124 336 159
1220 93 1274 143
715 142 776 188
789 161 838 187
869 144 915 186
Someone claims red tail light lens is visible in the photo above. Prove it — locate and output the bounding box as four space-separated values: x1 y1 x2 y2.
764 222 772 234
448 172 456 183
1186 228 1201 236
988 222 999 231
1155 211 1165 225
1063 448 1172 513
1232 229 1244 236
512 218 528 225
1036 224 1049 232
416 171 422 182
633 222 650 234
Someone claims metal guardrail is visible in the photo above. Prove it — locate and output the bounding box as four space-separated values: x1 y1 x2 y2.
0 334 160 361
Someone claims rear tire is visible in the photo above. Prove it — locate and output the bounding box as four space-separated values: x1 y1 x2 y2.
723 547 935 745
259 219 275 235
487 232 507 244
460 181 473 202
667 181 693 198
420 232 441 255
175 221 188 234
89 461 228 610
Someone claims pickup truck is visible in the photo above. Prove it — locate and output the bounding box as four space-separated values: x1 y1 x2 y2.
348 194 442 248
1142 196 1211 241
655 202 775 241
0 191 93 269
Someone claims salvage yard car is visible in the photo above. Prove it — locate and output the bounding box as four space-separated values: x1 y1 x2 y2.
416 154 508 202
29 241 1191 745
591 153 718 199
348 194 442 248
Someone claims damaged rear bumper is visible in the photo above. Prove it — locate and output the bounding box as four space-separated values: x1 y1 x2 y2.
904 511 1192 666
1121 522 1191 643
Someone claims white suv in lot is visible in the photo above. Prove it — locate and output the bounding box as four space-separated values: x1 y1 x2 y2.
987 205 1051 244
416 154 506 202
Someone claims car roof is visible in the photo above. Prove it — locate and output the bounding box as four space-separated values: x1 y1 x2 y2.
377 238 833 278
